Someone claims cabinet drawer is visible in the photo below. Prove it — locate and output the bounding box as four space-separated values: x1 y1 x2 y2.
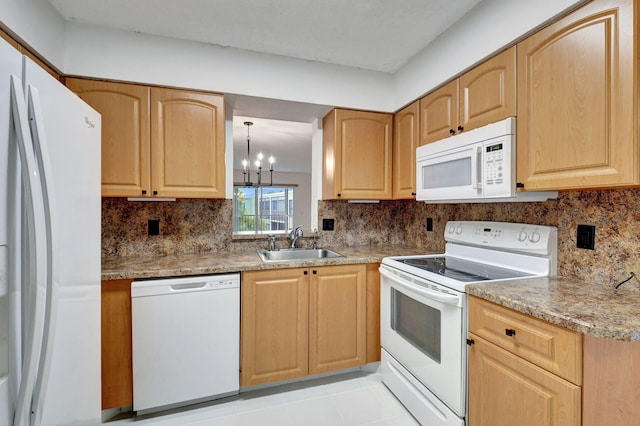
469 296 582 385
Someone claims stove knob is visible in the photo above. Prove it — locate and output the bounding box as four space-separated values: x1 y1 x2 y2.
529 231 541 243
517 230 528 242
455 225 463 234
448 225 456 234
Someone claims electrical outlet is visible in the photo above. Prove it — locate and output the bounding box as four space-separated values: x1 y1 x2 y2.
148 219 160 236
426 218 433 232
322 218 335 231
576 224 595 250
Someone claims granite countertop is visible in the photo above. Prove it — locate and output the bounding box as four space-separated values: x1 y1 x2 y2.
468 276 640 342
101 245 426 281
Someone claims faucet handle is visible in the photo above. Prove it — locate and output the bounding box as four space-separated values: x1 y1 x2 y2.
268 234 276 251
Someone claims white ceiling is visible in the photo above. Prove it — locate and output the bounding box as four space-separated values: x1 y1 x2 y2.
47 0 484 172
48 0 483 73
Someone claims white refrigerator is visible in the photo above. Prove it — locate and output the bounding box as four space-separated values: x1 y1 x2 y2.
0 37 101 425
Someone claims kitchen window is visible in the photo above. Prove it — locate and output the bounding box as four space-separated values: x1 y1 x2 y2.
233 185 295 234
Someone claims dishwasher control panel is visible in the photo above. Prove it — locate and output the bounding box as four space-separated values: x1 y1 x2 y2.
211 279 238 289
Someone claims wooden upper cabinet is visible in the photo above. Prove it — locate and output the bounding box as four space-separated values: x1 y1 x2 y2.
516 0 635 190
66 79 226 198
419 47 516 146
322 109 393 200
66 79 151 197
151 88 225 198
0 28 19 50
393 101 419 199
460 47 516 132
419 80 458 145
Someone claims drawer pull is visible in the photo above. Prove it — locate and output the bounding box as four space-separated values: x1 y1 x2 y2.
505 328 516 337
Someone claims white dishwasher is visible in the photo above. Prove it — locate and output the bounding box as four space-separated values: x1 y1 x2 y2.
131 273 240 413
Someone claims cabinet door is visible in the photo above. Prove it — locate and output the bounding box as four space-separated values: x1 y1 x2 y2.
66 79 151 197
322 109 393 200
419 80 458 145
517 0 635 190
459 46 516 132
393 101 418 199
469 296 582 384
241 269 309 387
309 264 366 375
151 88 225 198
468 335 581 426
101 279 133 410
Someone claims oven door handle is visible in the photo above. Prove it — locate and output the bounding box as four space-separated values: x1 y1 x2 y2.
380 267 463 307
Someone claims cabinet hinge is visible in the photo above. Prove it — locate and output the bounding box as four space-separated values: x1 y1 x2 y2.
466 338 475 346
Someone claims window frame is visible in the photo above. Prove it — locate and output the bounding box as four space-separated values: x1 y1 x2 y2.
233 185 295 235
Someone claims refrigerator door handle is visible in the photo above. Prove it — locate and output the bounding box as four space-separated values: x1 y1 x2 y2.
9 76 49 426
25 85 59 426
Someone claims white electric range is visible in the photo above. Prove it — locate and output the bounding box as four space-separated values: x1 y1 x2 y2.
379 221 558 426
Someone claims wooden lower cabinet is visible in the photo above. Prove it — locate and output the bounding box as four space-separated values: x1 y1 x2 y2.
583 336 640 426
240 268 309 387
468 296 581 426
365 263 381 363
241 264 368 387
101 279 133 410
309 265 366 375
468 335 581 426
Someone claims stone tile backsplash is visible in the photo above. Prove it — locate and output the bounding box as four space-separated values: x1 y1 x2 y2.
102 188 640 288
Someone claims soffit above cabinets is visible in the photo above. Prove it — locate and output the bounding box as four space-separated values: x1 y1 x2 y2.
47 0 483 73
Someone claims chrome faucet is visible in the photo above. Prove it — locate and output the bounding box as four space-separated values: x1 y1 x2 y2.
267 234 276 251
290 225 303 248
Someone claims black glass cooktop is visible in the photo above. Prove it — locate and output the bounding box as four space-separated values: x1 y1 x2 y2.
400 256 532 282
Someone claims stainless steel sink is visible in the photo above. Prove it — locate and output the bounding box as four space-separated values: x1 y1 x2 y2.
257 248 344 262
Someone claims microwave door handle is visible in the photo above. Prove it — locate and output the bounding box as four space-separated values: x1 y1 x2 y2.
472 146 482 190
380 267 463 307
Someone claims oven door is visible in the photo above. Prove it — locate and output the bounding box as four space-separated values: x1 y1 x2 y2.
380 264 466 417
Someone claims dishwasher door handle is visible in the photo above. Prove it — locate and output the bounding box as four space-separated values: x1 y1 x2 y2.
170 282 207 291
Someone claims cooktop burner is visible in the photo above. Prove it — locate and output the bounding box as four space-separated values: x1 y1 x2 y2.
400 256 532 282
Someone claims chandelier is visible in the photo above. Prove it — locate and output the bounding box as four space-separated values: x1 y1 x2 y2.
242 121 274 186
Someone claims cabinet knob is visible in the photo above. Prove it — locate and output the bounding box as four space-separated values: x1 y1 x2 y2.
141 190 147 195
153 190 158 195
304 271 308 275
457 125 464 132
449 128 455 135
411 192 416 196
337 193 342 197
312 270 317 274
505 328 516 337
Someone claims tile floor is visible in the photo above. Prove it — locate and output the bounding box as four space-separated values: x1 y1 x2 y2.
107 370 419 426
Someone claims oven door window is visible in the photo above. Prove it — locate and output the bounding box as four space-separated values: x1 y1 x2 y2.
391 288 441 363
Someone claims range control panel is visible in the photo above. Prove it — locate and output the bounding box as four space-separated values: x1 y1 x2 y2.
445 221 557 255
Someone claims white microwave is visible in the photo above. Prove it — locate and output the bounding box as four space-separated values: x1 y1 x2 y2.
416 117 557 203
